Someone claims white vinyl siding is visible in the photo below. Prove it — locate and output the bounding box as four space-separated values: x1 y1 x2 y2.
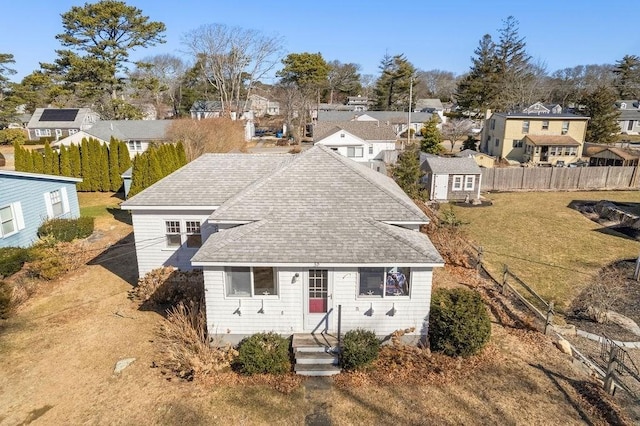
204 267 434 342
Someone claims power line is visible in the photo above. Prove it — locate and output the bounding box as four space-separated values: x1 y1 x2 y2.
482 248 592 275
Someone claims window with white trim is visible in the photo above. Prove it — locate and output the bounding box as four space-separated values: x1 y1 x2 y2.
0 205 16 237
69 129 78 135
185 221 202 248
347 146 363 157
55 129 63 138
541 121 549 130
562 121 569 134
226 267 277 297
358 267 410 297
452 175 463 190
35 129 52 137
128 141 143 151
522 121 530 133
165 220 181 247
49 190 63 217
512 139 523 148
368 145 373 155
464 175 475 191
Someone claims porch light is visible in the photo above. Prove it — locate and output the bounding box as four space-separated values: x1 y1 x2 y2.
292 272 300 284
258 299 265 314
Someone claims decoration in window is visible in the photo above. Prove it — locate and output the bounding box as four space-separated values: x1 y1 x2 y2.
358 267 410 297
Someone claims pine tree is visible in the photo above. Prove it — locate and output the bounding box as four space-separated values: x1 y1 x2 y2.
128 155 144 197
109 138 121 191
51 149 60 175
373 53 416 111
393 145 422 199
59 145 71 176
79 138 91 191
582 86 620 144
100 143 110 191
148 147 163 186
69 143 82 178
613 55 640 99
24 148 34 172
420 116 445 154
13 141 23 171
176 142 187 166
117 140 131 173
43 141 55 174
455 34 498 114
32 150 44 173
462 136 478 151
494 16 533 111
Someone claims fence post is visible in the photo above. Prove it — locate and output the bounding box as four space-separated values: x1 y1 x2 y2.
634 251 640 281
501 265 508 295
476 246 483 276
604 347 618 395
545 301 554 335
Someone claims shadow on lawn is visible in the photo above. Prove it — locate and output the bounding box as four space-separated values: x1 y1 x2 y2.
86 232 138 285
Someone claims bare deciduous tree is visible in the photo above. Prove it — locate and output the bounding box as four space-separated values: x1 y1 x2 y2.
129 54 187 118
441 119 475 152
181 24 284 117
167 118 246 161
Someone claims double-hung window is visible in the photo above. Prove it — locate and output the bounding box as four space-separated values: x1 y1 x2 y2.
49 190 63 217
464 175 475 191
165 220 181 248
522 121 530 134
512 139 523 148
185 221 202 248
347 146 363 158
541 121 549 130
226 267 277 297
0 205 16 237
562 121 570 134
452 175 463 191
358 267 410 297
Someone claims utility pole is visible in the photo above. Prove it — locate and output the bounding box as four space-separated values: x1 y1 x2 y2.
407 76 413 150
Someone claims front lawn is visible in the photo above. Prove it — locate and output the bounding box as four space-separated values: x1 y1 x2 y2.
78 191 131 225
451 190 640 310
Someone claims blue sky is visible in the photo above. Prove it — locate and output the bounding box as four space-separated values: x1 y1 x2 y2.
1 0 638 83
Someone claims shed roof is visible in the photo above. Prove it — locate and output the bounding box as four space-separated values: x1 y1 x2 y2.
0 170 82 183
421 156 482 175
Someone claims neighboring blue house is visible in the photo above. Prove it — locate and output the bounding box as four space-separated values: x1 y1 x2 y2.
0 171 82 248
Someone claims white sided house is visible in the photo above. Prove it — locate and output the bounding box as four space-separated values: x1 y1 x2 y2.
121 145 444 344
313 121 397 171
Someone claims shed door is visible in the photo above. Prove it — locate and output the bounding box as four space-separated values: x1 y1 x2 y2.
433 174 449 200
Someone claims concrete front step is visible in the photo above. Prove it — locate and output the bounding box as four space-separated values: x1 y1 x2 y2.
292 333 338 351
295 363 342 376
295 351 339 365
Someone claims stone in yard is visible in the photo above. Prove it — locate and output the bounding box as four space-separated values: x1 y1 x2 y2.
555 339 572 355
114 358 136 374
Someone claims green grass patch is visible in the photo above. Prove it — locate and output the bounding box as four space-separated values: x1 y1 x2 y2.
78 192 130 224
452 190 640 310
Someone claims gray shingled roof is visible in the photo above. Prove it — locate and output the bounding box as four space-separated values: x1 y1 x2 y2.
27 107 96 129
422 156 482 175
318 111 432 123
191 218 443 265
121 153 294 207
208 145 428 222
313 121 397 142
85 120 172 141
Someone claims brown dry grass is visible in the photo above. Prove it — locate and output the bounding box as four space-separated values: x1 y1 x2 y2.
167 118 247 161
0 191 636 424
451 191 640 311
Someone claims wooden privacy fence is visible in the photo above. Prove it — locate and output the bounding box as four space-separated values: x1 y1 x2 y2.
481 165 640 192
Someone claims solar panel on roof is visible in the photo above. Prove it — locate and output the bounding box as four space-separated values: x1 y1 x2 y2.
39 109 80 122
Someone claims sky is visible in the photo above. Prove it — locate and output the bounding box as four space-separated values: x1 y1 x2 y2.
1 0 638 84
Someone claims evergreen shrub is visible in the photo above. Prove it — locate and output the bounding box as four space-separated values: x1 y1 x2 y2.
0 281 11 319
38 217 94 242
0 247 31 278
341 329 381 370
235 332 291 375
429 288 491 357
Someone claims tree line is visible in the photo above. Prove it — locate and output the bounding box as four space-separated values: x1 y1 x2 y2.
0 2 637 142
14 138 131 191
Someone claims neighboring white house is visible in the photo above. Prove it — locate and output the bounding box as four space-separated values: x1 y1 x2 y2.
317 110 435 137
121 145 444 344
313 121 397 170
52 120 173 158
